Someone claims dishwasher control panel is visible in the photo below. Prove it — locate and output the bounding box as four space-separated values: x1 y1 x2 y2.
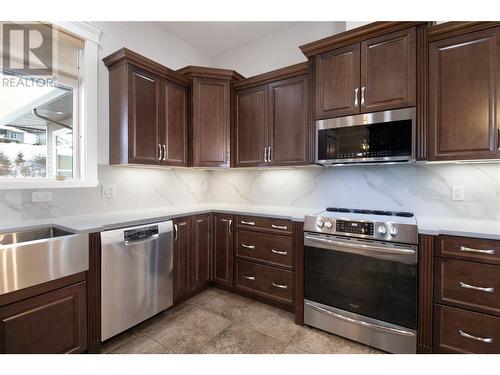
124 225 159 241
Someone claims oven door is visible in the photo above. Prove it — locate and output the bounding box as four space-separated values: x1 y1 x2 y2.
304 233 417 330
316 107 415 165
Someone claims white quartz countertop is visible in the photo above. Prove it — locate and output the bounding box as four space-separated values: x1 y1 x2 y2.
417 216 500 240
0 203 321 234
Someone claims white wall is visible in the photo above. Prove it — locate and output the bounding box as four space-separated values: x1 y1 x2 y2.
345 21 371 30
210 22 345 77
94 22 211 165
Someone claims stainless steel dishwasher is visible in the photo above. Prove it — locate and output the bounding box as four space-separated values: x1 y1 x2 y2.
100 221 173 341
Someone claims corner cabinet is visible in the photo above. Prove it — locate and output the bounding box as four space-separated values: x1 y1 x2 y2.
428 24 500 161
178 67 243 168
104 48 189 166
212 213 234 288
234 63 310 167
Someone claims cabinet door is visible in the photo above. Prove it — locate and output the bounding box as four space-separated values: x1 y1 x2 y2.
0 282 87 354
128 66 162 165
234 85 269 167
162 80 188 166
192 78 230 167
190 213 211 290
173 217 191 302
315 43 360 119
360 28 416 112
429 27 500 161
212 213 234 288
269 75 309 166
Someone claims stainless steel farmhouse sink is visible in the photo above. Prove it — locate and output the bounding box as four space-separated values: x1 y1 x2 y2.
0 226 88 295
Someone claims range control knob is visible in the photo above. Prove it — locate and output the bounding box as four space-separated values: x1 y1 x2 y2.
377 225 387 235
389 226 399 236
324 221 333 229
316 220 324 228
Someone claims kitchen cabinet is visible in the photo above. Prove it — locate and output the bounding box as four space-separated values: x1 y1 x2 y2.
178 67 243 168
173 217 191 302
234 63 309 167
212 213 234 288
428 25 500 161
104 48 189 166
0 281 87 354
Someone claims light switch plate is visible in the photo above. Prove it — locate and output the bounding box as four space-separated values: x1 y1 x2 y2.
452 185 465 201
102 184 117 198
32 191 52 202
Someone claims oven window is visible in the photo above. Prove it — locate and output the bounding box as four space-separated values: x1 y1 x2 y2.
305 244 417 329
317 119 412 161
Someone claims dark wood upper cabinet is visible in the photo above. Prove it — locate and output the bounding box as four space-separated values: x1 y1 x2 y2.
269 74 309 166
162 80 188 166
173 217 191 303
104 48 190 166
234 85 269 167
212 213 234 288
429 26 500 161
315 43 360 119
360 27 416 112
190 213 211 290
234 63 310 168
178 67 243 168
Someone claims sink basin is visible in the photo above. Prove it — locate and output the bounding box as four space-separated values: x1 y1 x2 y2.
0 225 88 295
0 226 74 246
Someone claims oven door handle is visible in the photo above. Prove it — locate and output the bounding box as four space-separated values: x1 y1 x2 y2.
304 235 415 255
305 302 415 337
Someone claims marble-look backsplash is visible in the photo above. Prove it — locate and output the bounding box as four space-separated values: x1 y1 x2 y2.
1 163 499 226
207 164 500 220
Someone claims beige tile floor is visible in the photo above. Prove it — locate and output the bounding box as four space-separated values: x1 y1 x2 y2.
102 287 385 354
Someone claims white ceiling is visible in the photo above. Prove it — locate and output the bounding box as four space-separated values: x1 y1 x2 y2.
157 22 299 57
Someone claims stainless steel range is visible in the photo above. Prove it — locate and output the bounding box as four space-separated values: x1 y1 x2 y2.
303 208 418 354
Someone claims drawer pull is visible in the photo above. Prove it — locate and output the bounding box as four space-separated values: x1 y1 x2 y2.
241 220 255 226
459 282 494 293
460 246 495 255
458 330 493 344
242 274 255 281
240 243 255 249
271 249 288 256
272 281 288 289
271 224 288 230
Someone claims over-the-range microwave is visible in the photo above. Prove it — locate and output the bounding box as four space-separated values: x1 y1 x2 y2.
315 107 416 166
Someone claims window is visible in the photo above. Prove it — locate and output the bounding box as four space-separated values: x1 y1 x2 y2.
0 21 100 188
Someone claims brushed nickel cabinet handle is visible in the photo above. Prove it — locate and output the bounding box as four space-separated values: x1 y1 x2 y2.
459 282 494 293
354 88 359 107
240 220 255 226
264 147 268 163
498 128 500 151
162 145 167 161
458 330 493 343
268 146 272 162
226 149 230 163
158 144 162 160
240 243 255 249
173 224 178 241
271 249 288 256
361 87 366 106
460 245 495 255
242 274 255 281
272 281 288 289
228 219 232 236
271 224 288 230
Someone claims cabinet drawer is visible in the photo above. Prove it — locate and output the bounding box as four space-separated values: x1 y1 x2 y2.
236 230 293 269
235 260 293 304
436 235 500 265
433 304 500 353
236 215 293 235
434 258 500 316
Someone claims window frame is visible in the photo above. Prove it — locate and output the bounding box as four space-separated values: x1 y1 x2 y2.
0 22 100 189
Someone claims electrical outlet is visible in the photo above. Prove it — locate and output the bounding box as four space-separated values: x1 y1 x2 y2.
32 191 52 202
260 183 268 194
188 183 194 193
452 185 465 201
101 184 117 198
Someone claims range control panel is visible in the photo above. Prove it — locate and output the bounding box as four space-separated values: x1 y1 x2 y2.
336 220 374 235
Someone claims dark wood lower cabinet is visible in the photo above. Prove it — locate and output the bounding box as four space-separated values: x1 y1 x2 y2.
0 282 87 354
173 217 191 303
190 214 211 290
212 213 234 288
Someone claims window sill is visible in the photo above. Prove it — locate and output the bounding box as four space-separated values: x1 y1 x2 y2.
0 178 99 189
